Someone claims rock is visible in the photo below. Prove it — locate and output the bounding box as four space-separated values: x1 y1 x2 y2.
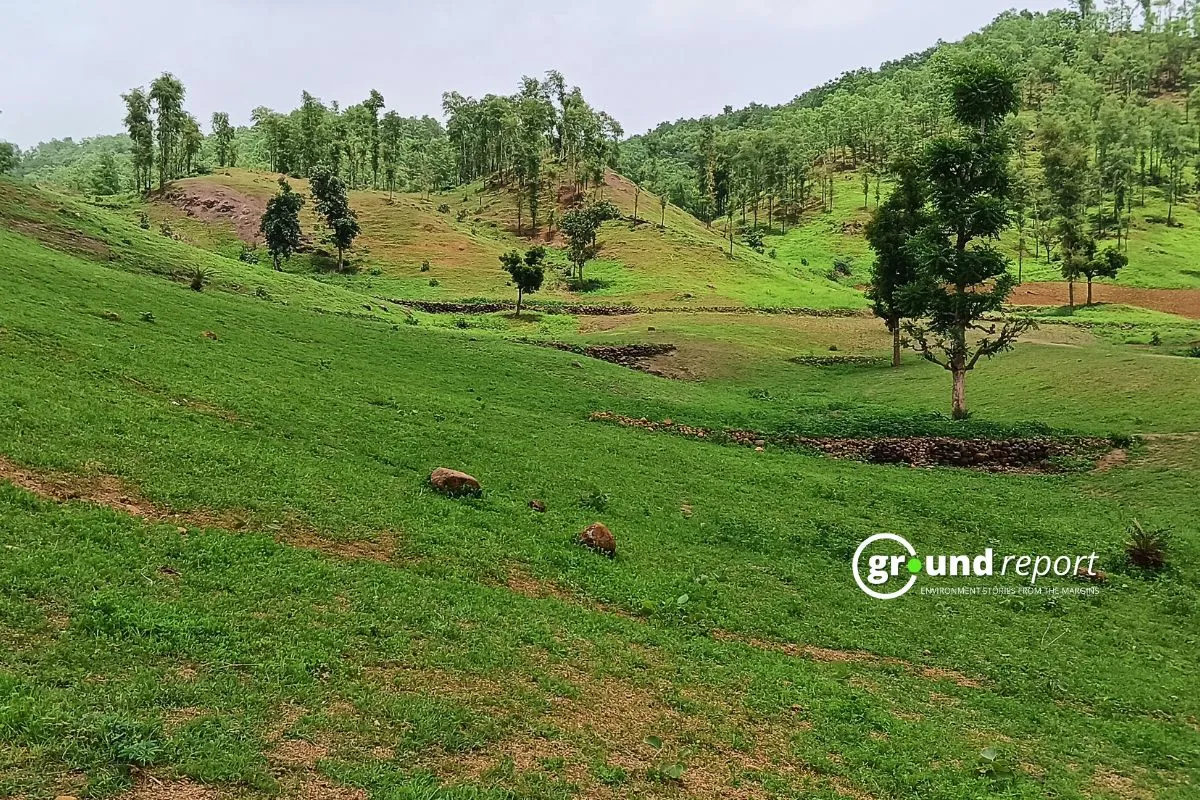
578 522 616 557
1075 566 1108 584
429 468 481 497
755 446 765 452
528 499 546 512
202 330 218 340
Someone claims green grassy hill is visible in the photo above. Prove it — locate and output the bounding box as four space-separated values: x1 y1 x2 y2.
143 167 865 311
1 175 1199 798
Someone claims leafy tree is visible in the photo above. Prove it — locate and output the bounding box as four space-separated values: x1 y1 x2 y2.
309 165 360 270
90 152 122 194
1081 246 1129 305
902 59 1033 420
499 245 546 316
148 73 185 190
865 160 927 367
260 177 306 271
122 88 154 192
559 201 618 280
211 112 235 167
0 141 18 174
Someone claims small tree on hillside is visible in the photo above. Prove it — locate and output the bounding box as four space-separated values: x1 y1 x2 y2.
902 59 1034 419
1080 246 1128 305
309 165 360 271
500 245 546 316
560 201 619 280
260 177 305 271
865 160 927 368
91 152 122 195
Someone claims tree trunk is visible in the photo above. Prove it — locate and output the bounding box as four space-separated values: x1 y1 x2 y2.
1087 277 1093 305
634 189 639 223
274 254 281 271
516 287 523 317
951 367 967 420
338 247 344 272
892 325 901 368
1068 278 1075 310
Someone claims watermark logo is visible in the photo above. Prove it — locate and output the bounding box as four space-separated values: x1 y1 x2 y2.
852 533 1100 600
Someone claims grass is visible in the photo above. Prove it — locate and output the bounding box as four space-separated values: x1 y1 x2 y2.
0 177 1198 798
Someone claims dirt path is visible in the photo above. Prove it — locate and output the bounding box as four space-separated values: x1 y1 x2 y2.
1010 282 1200 319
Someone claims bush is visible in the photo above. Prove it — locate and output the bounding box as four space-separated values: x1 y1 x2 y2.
139 311 155 323
454 318 470 329
420 260 431 272
137 212 151 230
832 255 854 276
159 222 174 238
437 203 451 214
745 229 765 253
800 257 809 266
768 248 777 259
428 278 439 287
188 267 212 292
1186 346 1200 358
238 244 259 264
1125 520 1170 571
456 209 467 222
1149 331 1162 346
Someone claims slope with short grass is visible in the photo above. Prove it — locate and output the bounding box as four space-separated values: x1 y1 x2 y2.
0 176 1198 798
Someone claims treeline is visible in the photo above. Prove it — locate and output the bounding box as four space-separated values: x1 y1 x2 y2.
620 1 1200 254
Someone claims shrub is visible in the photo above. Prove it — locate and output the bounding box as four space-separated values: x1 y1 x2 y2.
188 267 212 292
1186 346 1200 358
159 222 174 238
139 311 155 323
768 248 777 259
420 260 431 272
832 255 854 276
1125 520 1170 571
428 278 439 287
238 244 259 264
254 286 271 300
454 318 470 329
800 257 809 266
1149 331 1162 346
456 209 468 222
137 212 151 230
745 229 765 253
437 203 451 214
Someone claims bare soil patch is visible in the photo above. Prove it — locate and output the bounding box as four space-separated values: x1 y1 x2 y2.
113 776 224 800
0 456 396 562
1010 282 1200 319
6 217 113 261
711 630 983 689
160 181 269 245
589 412 1115 473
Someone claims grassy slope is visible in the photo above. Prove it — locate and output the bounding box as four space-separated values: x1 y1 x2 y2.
146 167 867 310
0 179 1198 798
767 170 1200 291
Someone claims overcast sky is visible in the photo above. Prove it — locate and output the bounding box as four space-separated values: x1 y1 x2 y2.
1 0 1064 148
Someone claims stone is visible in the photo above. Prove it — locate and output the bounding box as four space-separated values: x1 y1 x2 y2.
578 522 616 557
202 330 218 340
429 468 481 497
528 499 546 512
1075 566 1108 584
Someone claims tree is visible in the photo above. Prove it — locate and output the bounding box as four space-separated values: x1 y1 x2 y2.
148 73 185 190
902 60 1033 420
90 152 122 194
559 201 618 280
1081 246 1129 305
211 112 235 167
499 245 546 316
0 141 18 174
364 89 385 189
122 88 154 193
309 164 360 270
260 177 305 271
865 160 927 368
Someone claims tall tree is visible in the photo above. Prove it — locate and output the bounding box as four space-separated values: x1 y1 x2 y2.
865 160 927 368
364 89 385 189
903 59 1033 419
122 88 154 193
309 164 360 271
148 73 185 190
260 177 306 271
499 245 546 316
211 112 235 168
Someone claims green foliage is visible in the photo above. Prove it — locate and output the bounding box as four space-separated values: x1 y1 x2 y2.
902 60 1031 418
187 265 212 292
259 177 305 271
0 141 18 174
865 160 926 348
1125 520 1171 571
309 165 360 270
90 152 122 195
499 246 546 315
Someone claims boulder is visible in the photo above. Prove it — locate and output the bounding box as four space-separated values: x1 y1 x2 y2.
429 468 481 497
579 522 616 557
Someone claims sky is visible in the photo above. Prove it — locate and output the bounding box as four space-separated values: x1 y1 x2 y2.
0 0 1064 148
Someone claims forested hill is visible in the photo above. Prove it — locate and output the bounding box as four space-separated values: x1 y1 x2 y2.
619 4 1200 238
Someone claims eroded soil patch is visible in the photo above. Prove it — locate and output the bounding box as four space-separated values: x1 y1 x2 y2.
0 456 396 561
1010 282 1200 319
159 181 270 245
532 341 679 376
590 412 1116 472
